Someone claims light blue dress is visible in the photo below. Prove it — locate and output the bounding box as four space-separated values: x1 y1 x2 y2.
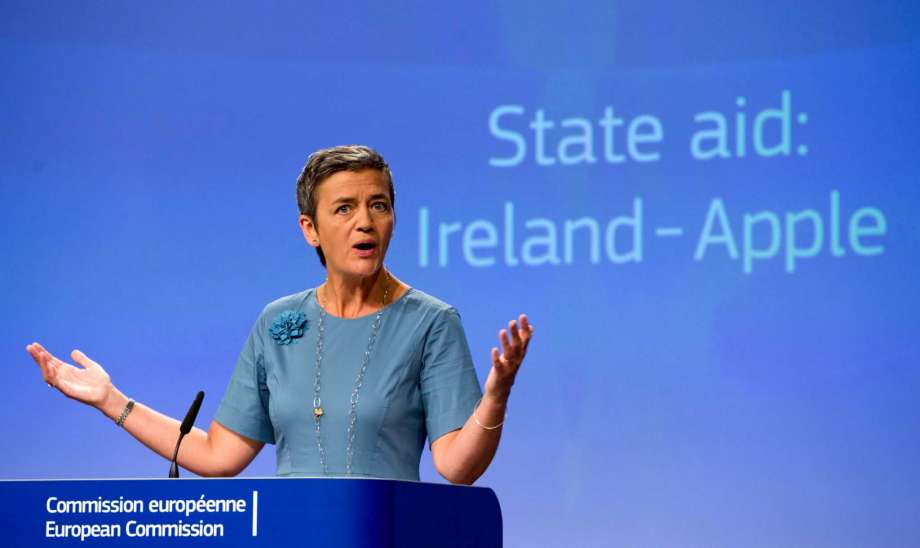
214 287 482 480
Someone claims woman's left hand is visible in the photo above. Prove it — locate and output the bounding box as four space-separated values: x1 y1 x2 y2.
484 314 533 401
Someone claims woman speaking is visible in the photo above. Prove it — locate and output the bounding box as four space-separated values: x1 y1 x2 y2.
25 145 532 484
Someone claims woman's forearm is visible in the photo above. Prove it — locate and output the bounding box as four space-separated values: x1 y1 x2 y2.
96 388 257 477
27 343 259 477
433 392 509 485
433 313 532 484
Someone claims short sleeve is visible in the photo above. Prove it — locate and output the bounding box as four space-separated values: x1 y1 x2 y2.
421 307 482 445
214 315 276 444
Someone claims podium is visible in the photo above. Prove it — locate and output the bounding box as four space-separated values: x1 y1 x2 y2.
0 477 502 547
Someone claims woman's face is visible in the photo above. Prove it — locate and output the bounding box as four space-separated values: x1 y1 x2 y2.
300 169 394 281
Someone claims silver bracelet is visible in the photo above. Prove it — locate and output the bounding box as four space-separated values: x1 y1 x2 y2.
472 398 505 431
115 400 135 427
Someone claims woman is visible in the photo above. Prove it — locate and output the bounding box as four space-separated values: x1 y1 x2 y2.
26 145 532 484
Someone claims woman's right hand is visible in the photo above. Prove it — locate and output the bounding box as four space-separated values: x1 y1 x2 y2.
26 343 113 409
25 342 264 477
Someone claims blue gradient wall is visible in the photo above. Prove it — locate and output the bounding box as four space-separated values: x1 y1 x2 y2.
3 2 919 546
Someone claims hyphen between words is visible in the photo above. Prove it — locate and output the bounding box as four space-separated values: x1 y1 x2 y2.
417 192 885 274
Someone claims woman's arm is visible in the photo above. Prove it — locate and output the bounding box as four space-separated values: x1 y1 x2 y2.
27 343 263 477
430 315 532 485
429 392 508 485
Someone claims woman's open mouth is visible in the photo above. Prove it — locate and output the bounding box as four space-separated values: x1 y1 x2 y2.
353 241 378 257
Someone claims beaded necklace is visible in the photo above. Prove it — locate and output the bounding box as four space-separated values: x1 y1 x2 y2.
312 272 390 475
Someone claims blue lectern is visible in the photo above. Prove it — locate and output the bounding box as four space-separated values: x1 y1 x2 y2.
0 478 502 547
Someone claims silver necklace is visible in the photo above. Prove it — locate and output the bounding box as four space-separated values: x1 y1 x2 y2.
313 272 390 475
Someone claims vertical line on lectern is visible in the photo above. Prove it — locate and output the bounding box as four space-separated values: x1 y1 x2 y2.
252 490 259 536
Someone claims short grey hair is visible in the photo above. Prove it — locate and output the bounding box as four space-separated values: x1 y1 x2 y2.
295 145 395 266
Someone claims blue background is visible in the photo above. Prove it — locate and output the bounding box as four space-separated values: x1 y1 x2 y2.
2 2 919 546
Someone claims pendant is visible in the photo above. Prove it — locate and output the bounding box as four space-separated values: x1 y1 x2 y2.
313 406 324 418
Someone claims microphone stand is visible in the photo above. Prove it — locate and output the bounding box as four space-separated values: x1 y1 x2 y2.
169 391 204 478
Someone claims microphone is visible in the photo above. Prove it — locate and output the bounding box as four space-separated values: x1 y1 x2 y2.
169 391 204 478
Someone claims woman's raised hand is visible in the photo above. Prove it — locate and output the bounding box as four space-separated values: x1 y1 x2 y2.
24 343 264 477
26 343 113 408
484 314 534 401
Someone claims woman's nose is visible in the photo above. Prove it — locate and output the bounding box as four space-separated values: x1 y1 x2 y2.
355 205 374 230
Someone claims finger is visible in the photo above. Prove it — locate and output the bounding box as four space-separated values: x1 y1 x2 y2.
519 314 533 334
491 347 506 370
36 345 56 374
39 348 61 386
35 343 58 365
31 341 51 356
499 329 513 359
28 342 49 365
25 343 40 362
518 315 533 350
508 319 523 350
71 349 100 371
26 344 51 382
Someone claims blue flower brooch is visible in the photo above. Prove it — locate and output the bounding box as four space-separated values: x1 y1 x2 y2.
269 310 307 345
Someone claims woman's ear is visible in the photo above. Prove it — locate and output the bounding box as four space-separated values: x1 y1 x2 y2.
299 214 320 247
